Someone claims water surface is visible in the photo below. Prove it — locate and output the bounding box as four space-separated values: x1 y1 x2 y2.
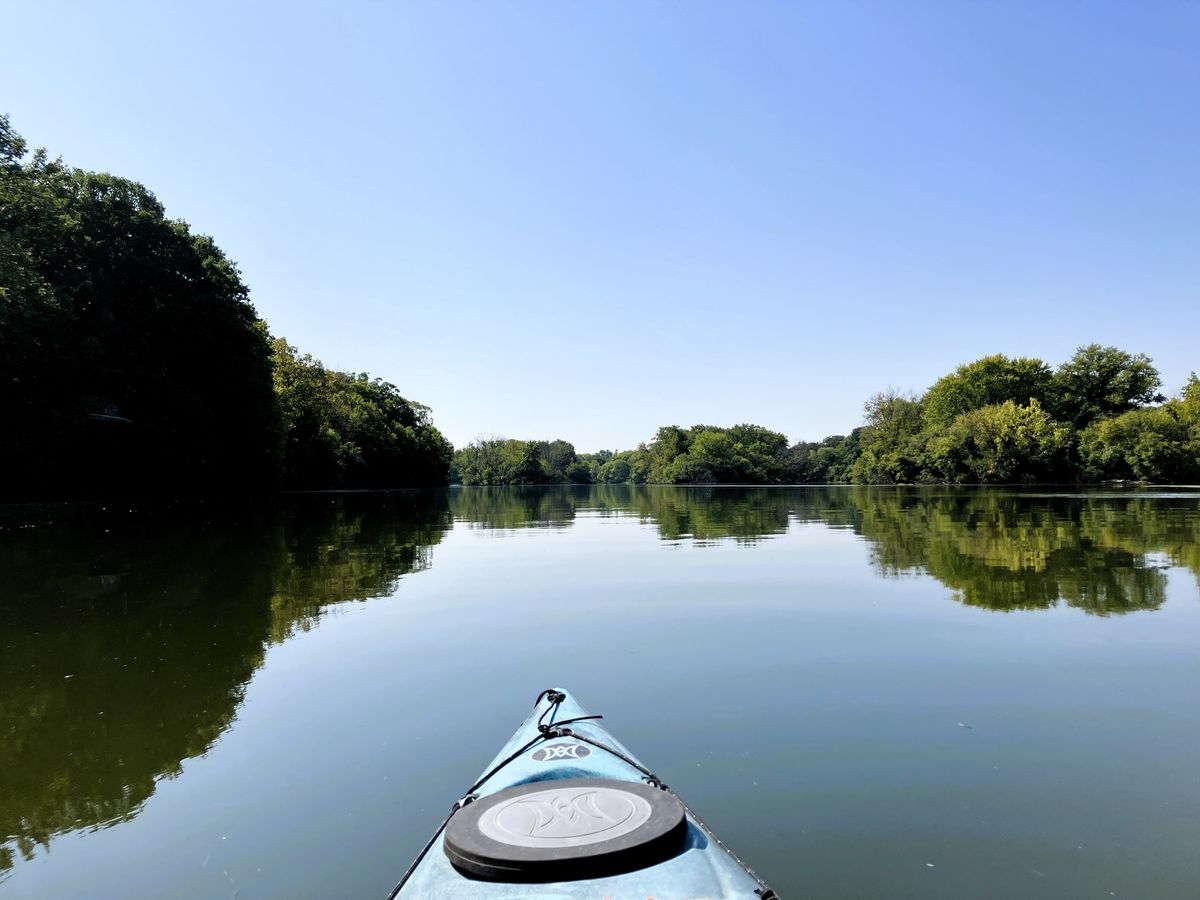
2 486 1199 898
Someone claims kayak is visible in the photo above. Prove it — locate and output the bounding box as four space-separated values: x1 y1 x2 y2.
387 688 777 899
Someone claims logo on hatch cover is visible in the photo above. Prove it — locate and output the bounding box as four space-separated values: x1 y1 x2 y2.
531 743 591 762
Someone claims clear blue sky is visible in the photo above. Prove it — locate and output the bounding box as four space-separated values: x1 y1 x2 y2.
7 1 1198 451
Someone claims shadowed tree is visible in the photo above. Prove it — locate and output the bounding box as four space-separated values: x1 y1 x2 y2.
0 115 279 498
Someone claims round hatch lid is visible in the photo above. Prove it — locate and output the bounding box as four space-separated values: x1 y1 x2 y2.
443 778 687 881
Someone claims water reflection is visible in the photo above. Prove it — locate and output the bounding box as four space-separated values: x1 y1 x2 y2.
450 484 796 543
447 485 1200 614
0 493 450 873
271 493 451 640
849 490 1199 613
2 486 1197 874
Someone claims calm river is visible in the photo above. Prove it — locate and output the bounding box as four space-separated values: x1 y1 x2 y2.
2 486 1198 898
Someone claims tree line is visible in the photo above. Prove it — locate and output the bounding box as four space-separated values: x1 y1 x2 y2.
816 348 1200 484
1 116 451 498
455 349 1200 486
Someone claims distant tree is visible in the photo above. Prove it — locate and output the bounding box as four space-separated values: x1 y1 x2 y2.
1079 408 1198 483
726 423 791 482
596 453 633 483
649 426 690 482
821 429 864 482
577 449 613 482
1181 373 1200 425
1077 375 1200 483
1051 344 1163 428
639 424 793 484
787 432 862 483
785 441 820 482
927 399 1072 483
575 353 1190 488
538 439 578 482
454 438 515 485
455 437 594 485
563 458 594 484
272 339 451 488
671 430 735 482
848 390 926 483
628 444 653 484
923 354 1054 429
510 441 547 484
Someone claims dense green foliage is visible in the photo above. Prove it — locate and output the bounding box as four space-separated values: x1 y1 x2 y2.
924 355 1054 428
272 340 452 489
1 116 450 497
845 392 925 483
809 347 1196 486
584 348 1195 486
459 351 1196 488
1052 344 1165 428
458 425 797 486
593 424 794 484
1077 374 1200 483
453 438 597 485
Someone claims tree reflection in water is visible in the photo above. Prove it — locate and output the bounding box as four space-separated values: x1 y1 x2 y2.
444 486 1198 615
2 486 1196 873
0 493 450 873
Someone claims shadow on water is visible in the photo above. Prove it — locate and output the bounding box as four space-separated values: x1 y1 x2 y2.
2 485 1197 873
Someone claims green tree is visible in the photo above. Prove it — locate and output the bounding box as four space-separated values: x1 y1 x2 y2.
1079 408 1198 482
788 431 863 483
628 444 654 484
1078 376 1200 483
455 437 594 485
923 354 1054 429
272 339 451 488
596 453 633 483
725 423 791 482
649 426 691 482
563 458 594 484
577 449 613 482
538 439 579 482
453 438 510 485
1051 344 1163 428
1178 373 1200 426
848 390 926 483
510 441 547 484
927 399 1071 483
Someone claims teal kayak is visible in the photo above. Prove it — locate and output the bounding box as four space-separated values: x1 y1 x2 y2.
388 689 777 898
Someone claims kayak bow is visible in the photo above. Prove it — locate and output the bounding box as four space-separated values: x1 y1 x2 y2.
388 688 776 899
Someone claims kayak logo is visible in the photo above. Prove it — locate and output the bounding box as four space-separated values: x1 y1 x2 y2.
531 742 591 762
479 785 653 847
